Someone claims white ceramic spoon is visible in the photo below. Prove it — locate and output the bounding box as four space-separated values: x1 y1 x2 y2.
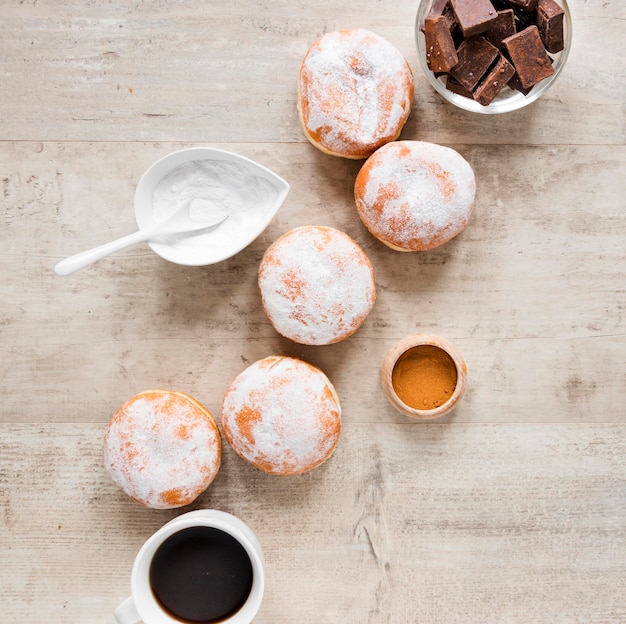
54 199 229 276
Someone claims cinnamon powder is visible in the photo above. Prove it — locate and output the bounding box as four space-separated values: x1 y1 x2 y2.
391 345 457 410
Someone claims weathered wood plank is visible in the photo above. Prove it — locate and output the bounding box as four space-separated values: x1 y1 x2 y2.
1 423 624 623
0 1 622 144
1 142 624 423
0 1 624 622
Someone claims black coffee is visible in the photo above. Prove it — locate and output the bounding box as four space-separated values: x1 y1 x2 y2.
149 526 254 623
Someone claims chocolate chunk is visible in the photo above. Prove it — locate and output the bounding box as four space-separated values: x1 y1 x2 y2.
422 0 457 33
449 35 500 91
537 0 565 53
473 54 515 105
449 0 499 37
442 3 459 32
421 0 566 105
484 9 516 50
503 25 554 89
508 52 554 94
425 15 459 73
512 7 536 30
507 0 539 8
507 72 533 95
446 75 473 98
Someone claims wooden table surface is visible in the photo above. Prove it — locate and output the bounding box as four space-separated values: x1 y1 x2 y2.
1 1 624 622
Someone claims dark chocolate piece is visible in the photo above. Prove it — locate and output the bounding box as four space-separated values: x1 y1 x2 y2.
442 3 459 32
513 7 536 30
473 54 516 105
449 0 499 37
426 0 458 32
422 0 565 104
507 0 539 9
537 0 565 53
446 75 473 98
449 35 500 91
502 25 554 89
507 72 533 95
425 15 459 73
484 9 516 50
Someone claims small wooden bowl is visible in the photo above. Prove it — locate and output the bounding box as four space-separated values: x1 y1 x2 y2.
381 333 467 420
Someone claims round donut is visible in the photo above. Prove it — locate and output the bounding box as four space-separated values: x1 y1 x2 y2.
103 390 221 509
297 29 414 159
258 225 376 346
354 140 476 251
221 356 341 475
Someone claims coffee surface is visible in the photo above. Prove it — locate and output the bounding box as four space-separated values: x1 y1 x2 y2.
150 526 253 623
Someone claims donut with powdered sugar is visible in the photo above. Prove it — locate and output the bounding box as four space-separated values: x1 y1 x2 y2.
221 356 341 476
103 390 221 509
297 29 414 159
258 226 376 346
354 140 476 251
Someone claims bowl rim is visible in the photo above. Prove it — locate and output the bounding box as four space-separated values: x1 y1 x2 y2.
414 0 572 114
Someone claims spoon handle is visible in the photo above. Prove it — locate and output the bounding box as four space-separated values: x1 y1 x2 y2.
53 228 150 276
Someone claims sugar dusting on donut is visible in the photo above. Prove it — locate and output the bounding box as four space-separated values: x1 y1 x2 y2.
258 226 376 345
354 141 476 251
221 356 341 476
298 29 414 159
103 390 221 509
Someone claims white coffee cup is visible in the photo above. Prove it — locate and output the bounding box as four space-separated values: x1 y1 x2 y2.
114 509 265 624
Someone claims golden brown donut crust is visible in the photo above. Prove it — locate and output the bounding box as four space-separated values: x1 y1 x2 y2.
221 356 341 476
355 141 476 251
297 29 414 159
103 390 221 509
258 226 376 345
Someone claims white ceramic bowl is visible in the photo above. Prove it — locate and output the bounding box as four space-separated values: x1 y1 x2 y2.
134 147 290 266
415 0 572 114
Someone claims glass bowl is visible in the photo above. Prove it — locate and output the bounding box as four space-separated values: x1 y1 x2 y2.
415 0 572 114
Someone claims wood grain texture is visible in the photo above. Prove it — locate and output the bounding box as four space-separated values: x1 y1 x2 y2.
1 423 625 623
0 1 623 144
1 142 624 424
0 0 624 622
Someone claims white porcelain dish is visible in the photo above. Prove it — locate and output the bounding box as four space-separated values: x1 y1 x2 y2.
134 147 290 266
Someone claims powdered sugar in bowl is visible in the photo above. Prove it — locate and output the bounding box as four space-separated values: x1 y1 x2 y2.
134 147 290 266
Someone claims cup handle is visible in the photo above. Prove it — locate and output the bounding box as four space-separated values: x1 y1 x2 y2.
114 596 142 624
